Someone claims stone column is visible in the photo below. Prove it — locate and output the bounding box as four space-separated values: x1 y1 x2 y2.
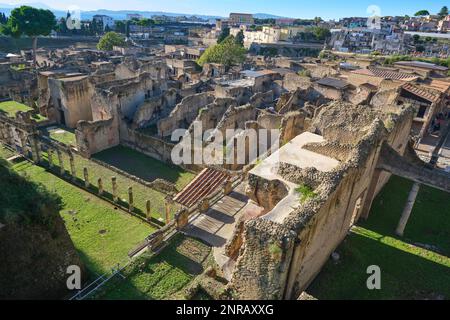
128 187 134 212
0 123 4 141
83 167 90 188
4 125 12 146
98 178 104 196
223 178 233 195
146 200 152 221
18 130 27 155
47 149 54 168
164 196 173 224
112 177 118 202
396 182 420 237
199 198 210 213
68 152 76 180
57 149 65 175
30 136 41 163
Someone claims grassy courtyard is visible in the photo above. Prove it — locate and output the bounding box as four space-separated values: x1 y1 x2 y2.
94 145 196 190
1 145 155 277
43 150 179 222
0 101 47 122
307 176 450 300
93 235 212 300
42 126 77 146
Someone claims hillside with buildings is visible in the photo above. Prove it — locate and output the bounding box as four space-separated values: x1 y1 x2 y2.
0 3 449 303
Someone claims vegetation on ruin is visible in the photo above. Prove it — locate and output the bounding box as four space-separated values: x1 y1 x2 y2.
0 101 47 122
197 35 247 68
1 152 155 276
97 31 127 51
298 69 312 78
92 235 212 300
0 101 31 117
44 126 77 146
295 184 318 203
307 176 450 299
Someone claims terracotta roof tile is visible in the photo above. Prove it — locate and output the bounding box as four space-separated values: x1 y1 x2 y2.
351 67 419 81
402 83 441 103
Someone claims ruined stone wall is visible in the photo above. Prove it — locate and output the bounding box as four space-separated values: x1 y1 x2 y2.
228 104 415 300
48 76 93 128
229 218 297 299
282 73 312 92
215 85 254 106
157 92 214 137
75 117 120 157
132 89 178 129
192 98 237 135
215 104 258 136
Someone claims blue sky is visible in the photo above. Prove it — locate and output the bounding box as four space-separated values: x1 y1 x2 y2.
3 1 450 19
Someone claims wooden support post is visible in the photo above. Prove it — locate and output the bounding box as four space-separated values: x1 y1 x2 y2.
396 182 420 237
98 178 104 196
128 187 134 212
83 167 90 188
112 177 118 202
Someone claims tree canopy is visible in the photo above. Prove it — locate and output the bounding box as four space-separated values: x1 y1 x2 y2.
0 6 55 38
197 35 246 68
414 10 430 17
439 6 449 17
217 27 230 43
97 31 126 51
235 30 244 46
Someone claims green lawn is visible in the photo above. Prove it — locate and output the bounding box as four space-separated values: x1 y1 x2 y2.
93 235 212 300
94 145 196 190
2 152 155 277
44 126 77 146
44 150 178 222
307 175 450 300
0 101 47 122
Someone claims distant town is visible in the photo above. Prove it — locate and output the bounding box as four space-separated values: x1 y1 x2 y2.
0 3 449 304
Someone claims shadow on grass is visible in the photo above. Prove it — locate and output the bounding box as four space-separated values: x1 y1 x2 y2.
94 235 210 300
93 145 188 185
307 228 450 300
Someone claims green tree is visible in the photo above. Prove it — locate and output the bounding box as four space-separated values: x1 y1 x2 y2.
115 20 126 34
97 31 126 51
197 35 246 68
235 30 244 46
313 26 331 41
1 6 56 67
414 10 430 17
217 27 230 43
439 6 449 17
137 18 154 27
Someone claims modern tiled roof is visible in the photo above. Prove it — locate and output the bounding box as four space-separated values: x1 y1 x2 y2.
351 67 419 81
317 77 350 90
402 83 441 103
394 60 449 71
173 168 229 208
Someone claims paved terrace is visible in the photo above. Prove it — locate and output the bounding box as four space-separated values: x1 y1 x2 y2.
250 132 341 224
